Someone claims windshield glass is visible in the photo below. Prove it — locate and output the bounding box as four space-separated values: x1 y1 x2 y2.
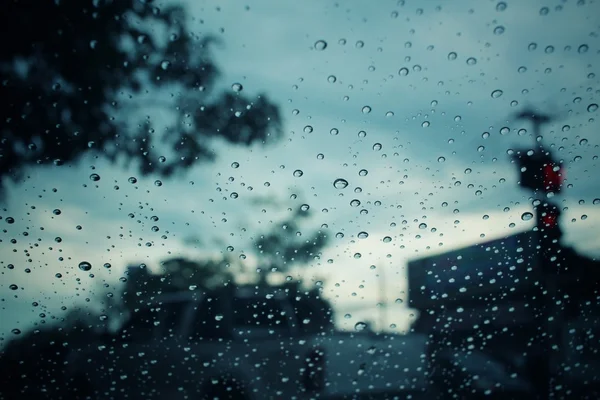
1 1 599 399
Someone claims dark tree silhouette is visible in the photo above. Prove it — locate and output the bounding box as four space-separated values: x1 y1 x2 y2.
254 206 330 279
117 257 236 311
0 0 282 192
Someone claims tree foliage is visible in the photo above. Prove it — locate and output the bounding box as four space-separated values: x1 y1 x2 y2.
0 0 282 192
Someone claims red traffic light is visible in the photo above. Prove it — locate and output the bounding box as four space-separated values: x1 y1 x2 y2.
513 150 564 194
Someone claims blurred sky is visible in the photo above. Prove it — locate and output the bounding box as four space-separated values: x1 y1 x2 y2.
2 0 600 337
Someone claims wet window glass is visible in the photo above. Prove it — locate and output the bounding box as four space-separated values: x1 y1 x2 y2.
1 0 599 399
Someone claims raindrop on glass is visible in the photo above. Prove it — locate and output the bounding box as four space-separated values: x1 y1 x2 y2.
333 178 349 189
314 40 328 51
78 261 92 271
521 212 534 221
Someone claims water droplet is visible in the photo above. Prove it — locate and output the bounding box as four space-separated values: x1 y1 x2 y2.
128 177 138 184
327 75 337 83
231 82 243 92
89 40 98 49
336 232 345 239
230 192 238 199
528 42 538 51
358 231 369 239
231 161 239 169
358 169 368 176
78 261 92 271
344 313 352 319
593 198 600 205
89 173 100 182
333 178 349 189
466 57 477 65
398 67 409 76
215 314 224 321
578 44 589 54
104 263 112 269
358 130 367 138
588 103 599 112
355 40 365 48
159 156 166 163
437 156 446 163
491 89 503 98
493 26 505 35
9 284 18 290
372 143 382 151
539 6 549 15
160 60 171 70
154 180 162 187
422 121 430 128
350 199 361 207
317 153 324 160
419 223 427 229
304 125 313 133
293 170 304 177
482 132 490 139
362 106 372 114
496 2 507 11
354 322 368 332
300 204 310 212
545 45 555 54
383 236 392 243
521 212 534 221
314 40 327 51
448 52 457 60
330 128 339 135
385 111 394 117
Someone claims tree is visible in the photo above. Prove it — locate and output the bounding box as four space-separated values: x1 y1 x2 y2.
118 257 236 310
0 0 282 193
253 206 330 281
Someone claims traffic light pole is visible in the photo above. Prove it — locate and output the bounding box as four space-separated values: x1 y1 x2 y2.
514 108 565 398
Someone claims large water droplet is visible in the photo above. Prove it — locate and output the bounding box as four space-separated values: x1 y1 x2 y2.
314 40 327 51
231 82 243 92
491 89 503 98
521 212 533 221
78 261 92 271
362 106 372 114
293 170 304 177
588 103 599 112
354 322 368 332
493 26 505 35
358 231 369 239
333 178 349 189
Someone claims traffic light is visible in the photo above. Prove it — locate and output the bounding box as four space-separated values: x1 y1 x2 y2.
513 150 564 194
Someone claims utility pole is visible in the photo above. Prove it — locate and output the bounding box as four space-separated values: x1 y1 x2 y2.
379 265 387 332
512 107 565 398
